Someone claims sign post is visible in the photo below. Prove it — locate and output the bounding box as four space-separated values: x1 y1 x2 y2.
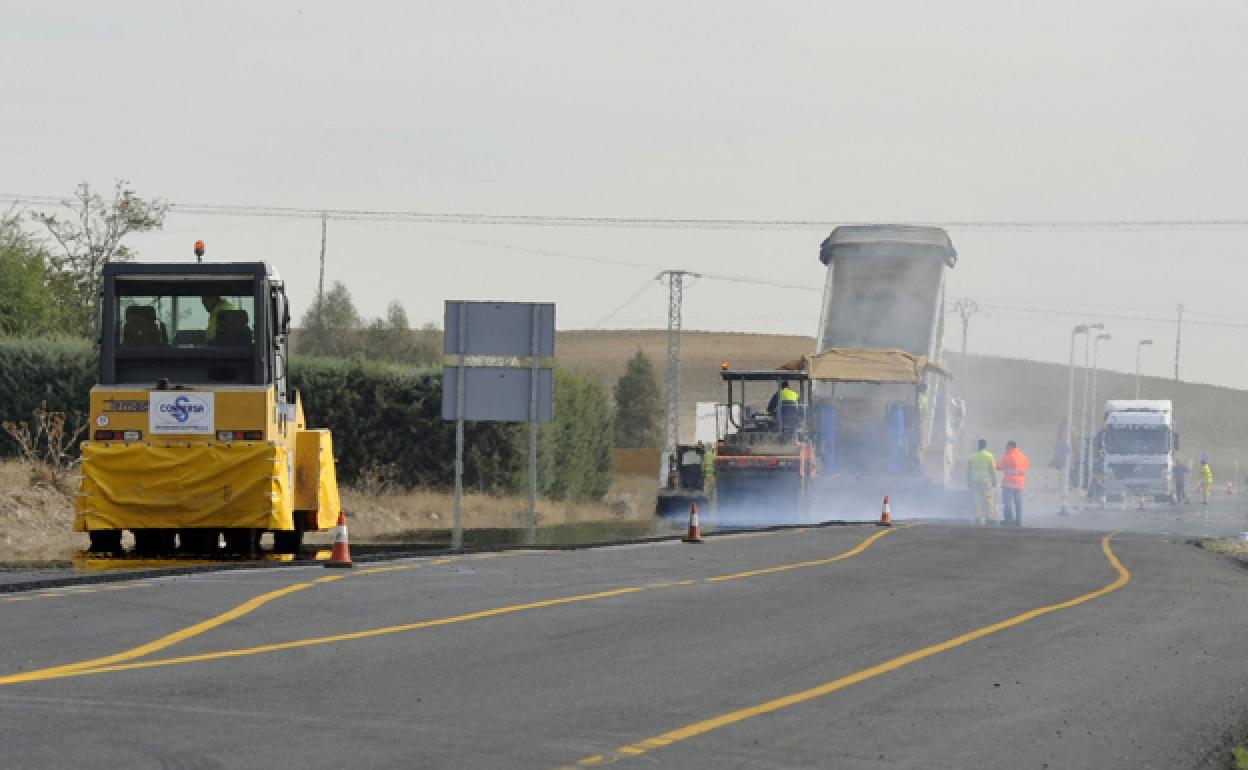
443 301 555 551
528 304 541 545
452 302 467 551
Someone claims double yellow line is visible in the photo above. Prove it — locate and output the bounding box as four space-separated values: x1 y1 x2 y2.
564 534 1131 768
0 529 896 687
0 557 464 685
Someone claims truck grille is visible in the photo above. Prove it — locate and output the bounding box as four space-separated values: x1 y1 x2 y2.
1110 463 1164 479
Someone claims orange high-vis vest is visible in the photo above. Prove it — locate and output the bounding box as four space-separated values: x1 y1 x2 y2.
999 447 1030 490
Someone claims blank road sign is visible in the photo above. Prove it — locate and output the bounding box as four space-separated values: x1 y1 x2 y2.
442 367 554 423
444 301 555 357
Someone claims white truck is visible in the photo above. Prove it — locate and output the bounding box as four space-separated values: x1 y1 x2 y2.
1099 399 1177 502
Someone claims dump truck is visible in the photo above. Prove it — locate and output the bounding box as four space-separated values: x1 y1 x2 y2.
74 259 341 556
714 225 967 522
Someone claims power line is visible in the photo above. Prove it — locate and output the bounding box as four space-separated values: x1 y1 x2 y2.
5 192 1248 231
969 301 1248 329
406 229 824 292
593 278 659 328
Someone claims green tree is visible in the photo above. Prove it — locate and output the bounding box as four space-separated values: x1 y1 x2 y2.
537 369 614 500
0 208 65 336
412 322 443 368
362 301 411 362
32 181 169 336
360 301 442 367
613 350 661 448
298 281 363 358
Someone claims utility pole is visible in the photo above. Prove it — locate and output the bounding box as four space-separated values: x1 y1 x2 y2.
1174 302 1184 381
952 298 979 356
316 213 328 323
1061 324 1090 513
1089 332 1111 445
1136 339 1154 398
657 270 698 458
1078 323 1106 491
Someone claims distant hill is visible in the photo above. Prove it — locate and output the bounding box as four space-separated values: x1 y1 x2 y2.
556 330 1248 485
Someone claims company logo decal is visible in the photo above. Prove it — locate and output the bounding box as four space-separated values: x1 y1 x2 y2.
159 395 207 423
149 392 214 434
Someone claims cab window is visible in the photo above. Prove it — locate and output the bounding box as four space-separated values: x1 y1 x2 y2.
116 280 256 349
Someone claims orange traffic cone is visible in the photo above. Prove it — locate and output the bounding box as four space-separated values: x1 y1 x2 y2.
683 503 703 543
324 511 353 568
877 496 892 527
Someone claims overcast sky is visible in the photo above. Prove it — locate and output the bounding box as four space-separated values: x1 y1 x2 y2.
5 1 1248 387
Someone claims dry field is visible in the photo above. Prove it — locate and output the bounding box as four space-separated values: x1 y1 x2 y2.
0 461 86 560
0 458 658 561
337 475 655 541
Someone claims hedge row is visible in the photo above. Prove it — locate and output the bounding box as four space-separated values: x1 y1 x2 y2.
0 337 96 446
0 338 613 502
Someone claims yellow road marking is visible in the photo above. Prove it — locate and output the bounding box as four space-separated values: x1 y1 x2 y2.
1 528 898 686
357 565 422 575
707 527 894 583
0 556 445 683
2 582 156 603
560 533 1131 768
6 585 656 684
0 581 316 685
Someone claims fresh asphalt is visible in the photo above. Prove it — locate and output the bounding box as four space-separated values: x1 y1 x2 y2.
0 523 1246 769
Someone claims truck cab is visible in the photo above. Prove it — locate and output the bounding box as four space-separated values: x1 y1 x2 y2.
1100 399 1176 502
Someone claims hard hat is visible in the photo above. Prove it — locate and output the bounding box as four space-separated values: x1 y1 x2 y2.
1201 454 1209 464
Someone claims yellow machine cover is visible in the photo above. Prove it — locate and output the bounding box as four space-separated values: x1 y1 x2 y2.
294 429 342 530
75 442 293 532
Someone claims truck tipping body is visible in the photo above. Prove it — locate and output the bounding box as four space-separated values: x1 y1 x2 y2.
807 226 965 517
713 226 967 525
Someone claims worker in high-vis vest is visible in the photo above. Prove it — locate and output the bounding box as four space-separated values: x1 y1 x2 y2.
967 438 998 525
698 440 716 506
201 294 239 344
998 440 1029 527
768 379 800 435
1199 454 1214 504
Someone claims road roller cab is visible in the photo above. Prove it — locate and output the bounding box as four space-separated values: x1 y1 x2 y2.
75 260 341 556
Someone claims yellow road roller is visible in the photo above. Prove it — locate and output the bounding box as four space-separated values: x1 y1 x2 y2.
75 257 340 556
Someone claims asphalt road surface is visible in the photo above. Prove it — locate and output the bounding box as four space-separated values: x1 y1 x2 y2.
1 523 1246 769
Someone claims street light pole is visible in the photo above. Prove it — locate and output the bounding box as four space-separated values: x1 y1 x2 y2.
1136 339 1154 398
1090 332 1111 442
1078 323 1106 491
1174 303 1184 381
1062 324 1090 512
